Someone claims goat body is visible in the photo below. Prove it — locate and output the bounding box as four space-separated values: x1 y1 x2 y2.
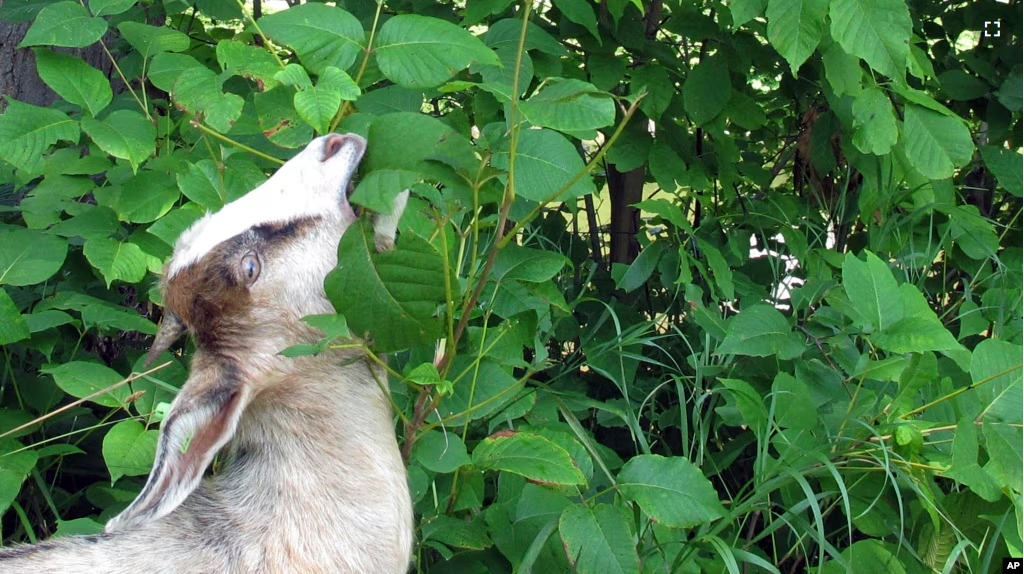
0 134 414 573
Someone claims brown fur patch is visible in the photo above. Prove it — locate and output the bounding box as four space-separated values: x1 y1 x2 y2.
164 217 319 352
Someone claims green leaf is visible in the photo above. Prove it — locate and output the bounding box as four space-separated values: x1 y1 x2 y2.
436 358 520 425
938 70 989 101
0 99 80 174
414 430 472 473
89 0 137 17
421 515 493 550
772 372 817 430
942 418 1002 501
683 57 730 126
350 170 419 214
970 339 1023 424
828 0 911 79
851 86 897 155
473 431 585 485
81 110 156 172
148 52 202 93
0 439 39 515
176 160 227 211
95 171 180 223
364 112 460 171
717 305 804 360
902 105 974 180
259 4 364 76
698 239 734 300
41 361 130 407
19 1 106 48
294 84 341 134
613 242 667 293
325 223 445 352
718 378 769 435
821 42 863 96
216 40 282 90
872 315 961 354
33 49 112 117
319 66 361 100
117 21 189 57
766 0 829 75
519 78 615 133
171 67 244 133
376 15 498 89
493 245 569 283
559 504 640 574
0 228 68 286
730 0 766 28
102 419 157 483
841 251 901 332
492 128 594 202
0 288 30 345
983 422 1023 490
551 0 601 43
617 454 725 528
980 146 1023 197
821 540 907 574
83 237 149 287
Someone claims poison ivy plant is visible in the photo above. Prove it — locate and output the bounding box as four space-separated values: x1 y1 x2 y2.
0 0 1020 572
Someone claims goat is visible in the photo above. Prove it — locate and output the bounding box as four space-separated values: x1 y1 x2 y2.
0 133 414 573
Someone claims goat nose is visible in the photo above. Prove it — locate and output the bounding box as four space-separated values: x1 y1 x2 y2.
320 133 366 163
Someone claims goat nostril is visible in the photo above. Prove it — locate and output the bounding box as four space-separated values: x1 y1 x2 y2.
320 133 366 163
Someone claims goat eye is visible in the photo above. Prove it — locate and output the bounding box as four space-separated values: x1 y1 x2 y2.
240 252 261 285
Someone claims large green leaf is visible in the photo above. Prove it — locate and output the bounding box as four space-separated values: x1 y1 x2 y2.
0 228 68 286
102 420 158 483
83 237 149 287
0 288 30 345
18 1 106 48
350 170 419 214
980 145 1023 197
81 110 156 172
552 0 600 42
148 52 203 93
171 67 244 133
828 0 911 79
559 503 640 574
902 105 974 180
435 358 520 426
90 0 137 17
851 86 897 155
472 431 586 485
117 21 190 58
683 57 730 126
33 49 112 117
493 245 569 283
41 361 130 408
717 304 804 360
520 78 615 133
325 224 445 352
492 128 594 202
841 251 901 332
766 0 829 75
216 40 282 90
0 439 39 516
294 84 341 134
95 171 180 224
617 454 726 528
376 15 499 89
970 339 1023 424
821 540 907 574
259 4 363 75
0 99 80 174
941 418 1001 502
414 430 472 474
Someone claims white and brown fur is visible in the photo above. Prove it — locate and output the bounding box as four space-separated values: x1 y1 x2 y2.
0 134 414 573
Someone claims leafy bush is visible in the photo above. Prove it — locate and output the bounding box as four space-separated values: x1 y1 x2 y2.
0 0 1020 572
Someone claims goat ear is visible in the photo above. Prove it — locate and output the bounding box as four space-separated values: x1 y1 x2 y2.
373 189 410 252
106 362 249 532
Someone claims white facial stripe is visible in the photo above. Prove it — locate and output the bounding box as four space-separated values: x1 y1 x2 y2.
168 135 365 278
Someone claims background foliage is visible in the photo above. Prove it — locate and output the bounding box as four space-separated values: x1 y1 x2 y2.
0 0 1021 572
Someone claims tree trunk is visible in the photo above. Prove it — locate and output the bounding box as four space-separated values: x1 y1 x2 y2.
607 164 644 264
